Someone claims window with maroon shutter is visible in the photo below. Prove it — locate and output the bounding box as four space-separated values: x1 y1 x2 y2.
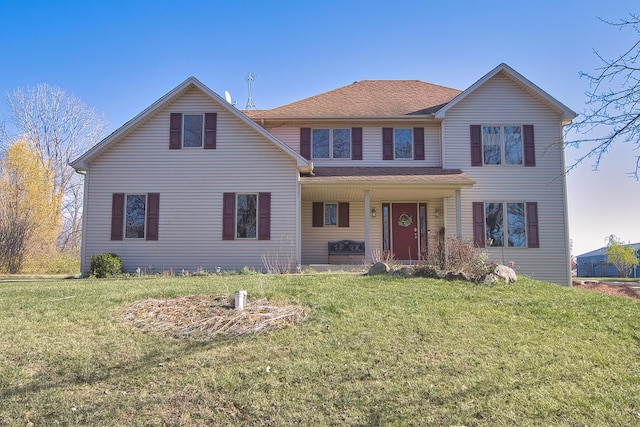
300 128 311 160
413 127 425 160
470 125 482 166
146 193 160 241
312 202 323 227
111 193 125 240
169 113 182 149
204 113 217 149
258 192 271 240
338 202 349 227
523 125 535 167
382 128 393 160
526 202 539 248
472 202 485 247
352 127 363 160
222 193 236 240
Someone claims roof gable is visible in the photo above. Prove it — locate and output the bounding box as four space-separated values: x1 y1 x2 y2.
435 63 577 123
247 80 462 119
71 77 310 170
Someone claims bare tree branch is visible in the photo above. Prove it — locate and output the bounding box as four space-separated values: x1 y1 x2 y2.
1 83 106 252
566 13 640 179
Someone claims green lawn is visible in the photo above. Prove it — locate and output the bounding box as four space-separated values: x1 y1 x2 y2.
1 274 639 426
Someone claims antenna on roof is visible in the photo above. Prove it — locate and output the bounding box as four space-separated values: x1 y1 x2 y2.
224 90 237 106
245 72 257 110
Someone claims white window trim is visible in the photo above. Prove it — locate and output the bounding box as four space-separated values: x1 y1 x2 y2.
481 124 523 166
311 128 352 160
235 193 258 240
393 128 413 160
124 193 147 240
182 113 205 149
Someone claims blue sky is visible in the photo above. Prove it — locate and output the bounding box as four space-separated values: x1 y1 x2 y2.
1 0 638 257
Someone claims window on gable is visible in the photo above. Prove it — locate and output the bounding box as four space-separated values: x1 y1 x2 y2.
485 202 526 247
394 128 413 159
482 125 522 165
236 194 257 239
183 114 204 148
125 194 146 239
312 129 351 159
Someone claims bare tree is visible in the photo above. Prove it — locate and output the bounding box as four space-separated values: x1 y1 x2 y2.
1 83 107 251
566 14 640 178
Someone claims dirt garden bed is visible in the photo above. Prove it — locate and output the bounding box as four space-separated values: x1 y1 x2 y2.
122 294 309 340
572 281 639 299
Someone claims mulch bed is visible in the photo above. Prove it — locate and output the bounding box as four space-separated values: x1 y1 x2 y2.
122 295 309 340
572 281 639 299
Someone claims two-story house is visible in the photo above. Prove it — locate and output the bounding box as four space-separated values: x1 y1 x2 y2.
71 63 576 285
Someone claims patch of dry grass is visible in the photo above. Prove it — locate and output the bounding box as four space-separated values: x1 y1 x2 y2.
122 294 309 340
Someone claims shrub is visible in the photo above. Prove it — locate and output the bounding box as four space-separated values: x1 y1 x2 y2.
90 253 122 278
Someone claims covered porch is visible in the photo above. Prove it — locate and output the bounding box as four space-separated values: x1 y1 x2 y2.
299 167 475 265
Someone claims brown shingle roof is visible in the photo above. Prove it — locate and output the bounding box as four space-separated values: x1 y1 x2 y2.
247 80 462 119
301 167 475 186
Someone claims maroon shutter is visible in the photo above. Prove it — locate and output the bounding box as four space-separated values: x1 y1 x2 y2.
526 202 539 248
300 128 311 160
338 202 349 227
382 128 393 160
222 193 236 240
111 193 124 241
204 113 217 149
258 192 271 240
352 127 363 160
413 127 425 160
146 193 160 241
523 125 535 167
312 202 324 227
170 113 182 149
470 125 482 166
472 202 485 247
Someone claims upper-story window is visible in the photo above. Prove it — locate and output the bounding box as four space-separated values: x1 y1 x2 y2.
169 112 217 150
394 128 413 159
312 129 351 159
183 114 204 148
482 125 522 165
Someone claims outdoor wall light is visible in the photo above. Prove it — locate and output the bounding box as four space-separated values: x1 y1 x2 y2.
435 208 442 218
370 208 377 218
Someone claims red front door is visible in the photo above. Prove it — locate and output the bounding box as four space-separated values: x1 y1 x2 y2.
392 203 419 261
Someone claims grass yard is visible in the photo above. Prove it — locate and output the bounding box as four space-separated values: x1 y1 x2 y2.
1 273 639 426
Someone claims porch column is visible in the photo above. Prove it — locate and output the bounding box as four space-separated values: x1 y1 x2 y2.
455 189 462 237
364 190 371 263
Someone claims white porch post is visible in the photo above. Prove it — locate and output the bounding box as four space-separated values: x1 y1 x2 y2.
364 190 371 263
455 189 462 237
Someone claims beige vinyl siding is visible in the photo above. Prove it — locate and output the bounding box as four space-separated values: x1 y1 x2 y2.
268 124 442 167
442 73 570 285
300 198 445 264
82 87 299 274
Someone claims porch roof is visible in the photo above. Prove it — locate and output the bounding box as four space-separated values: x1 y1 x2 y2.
300 167 475 187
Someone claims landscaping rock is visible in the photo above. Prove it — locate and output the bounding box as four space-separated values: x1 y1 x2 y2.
414 265 442 278
367 262 390 275
390 266 415 278
494 264 517 283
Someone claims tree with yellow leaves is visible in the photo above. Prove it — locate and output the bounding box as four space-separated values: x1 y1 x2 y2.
0 140 60 273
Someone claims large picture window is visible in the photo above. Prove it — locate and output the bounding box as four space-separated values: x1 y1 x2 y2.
482 125 522 165
312 129 351 159
125 195 146 239
485 202 526 247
